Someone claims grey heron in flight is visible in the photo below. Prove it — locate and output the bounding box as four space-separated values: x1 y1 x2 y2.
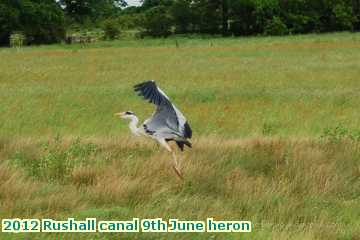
115 80 192 179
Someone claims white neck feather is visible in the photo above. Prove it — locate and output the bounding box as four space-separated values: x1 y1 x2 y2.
128 115 141 136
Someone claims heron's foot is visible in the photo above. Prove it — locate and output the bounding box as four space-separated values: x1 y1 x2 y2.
172 165 184 180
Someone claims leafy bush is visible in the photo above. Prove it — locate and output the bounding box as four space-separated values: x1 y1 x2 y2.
254 0 282 33
264 16 288 35
12 135 99 183
118 14 141 30
286 13 314 34
332 3 356 31
102 18 121 40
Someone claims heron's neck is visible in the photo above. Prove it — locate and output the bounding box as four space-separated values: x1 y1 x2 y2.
128 115 140 136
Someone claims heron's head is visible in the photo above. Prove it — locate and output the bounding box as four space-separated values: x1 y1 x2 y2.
114 111 136 120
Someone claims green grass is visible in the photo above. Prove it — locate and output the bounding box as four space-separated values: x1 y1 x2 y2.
0 32 360 239
1 32 360 138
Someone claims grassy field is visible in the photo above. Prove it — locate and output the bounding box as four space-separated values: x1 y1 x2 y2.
0 32 360 239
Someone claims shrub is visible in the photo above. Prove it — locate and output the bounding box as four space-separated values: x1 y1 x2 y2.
12 135 99 184
118 14 141 30
264 16 288 35
332 3 356 31
102 18 121 40
253 0 282 33
286 13 314 34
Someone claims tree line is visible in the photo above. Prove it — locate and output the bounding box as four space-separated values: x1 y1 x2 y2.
133 0 360 37
0 0 359 45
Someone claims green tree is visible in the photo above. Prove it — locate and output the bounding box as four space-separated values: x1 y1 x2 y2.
0 0 65 45
140 0 173 10
171 0 193 33
253 0 281 34
0 1 19 45
222 0 229 35
60 0 127 23
332 2 356 31
353 0 360 30
192 0 222 34
279 0 317 34
229 0 257 35
140 5 172 37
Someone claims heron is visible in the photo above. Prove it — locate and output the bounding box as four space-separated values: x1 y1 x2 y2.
114 80 192 179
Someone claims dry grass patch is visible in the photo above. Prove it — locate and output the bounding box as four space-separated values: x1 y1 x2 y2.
0 135 359 239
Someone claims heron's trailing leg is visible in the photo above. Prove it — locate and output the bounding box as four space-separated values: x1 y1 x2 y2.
171 150 183 180
158 139 183 180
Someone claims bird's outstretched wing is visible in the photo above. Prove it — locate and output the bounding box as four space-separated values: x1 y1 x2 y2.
134 80 192 139
134 80 171 105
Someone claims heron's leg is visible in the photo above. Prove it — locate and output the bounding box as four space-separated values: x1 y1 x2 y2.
170 146 184 180
173 165 183 180
158 139 183 180
158 138 172 152
171 148 179 169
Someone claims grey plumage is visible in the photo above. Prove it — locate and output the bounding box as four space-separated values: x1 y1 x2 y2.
134 80 192 151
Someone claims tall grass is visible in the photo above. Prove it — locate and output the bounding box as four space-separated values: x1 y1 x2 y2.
0 137 360 239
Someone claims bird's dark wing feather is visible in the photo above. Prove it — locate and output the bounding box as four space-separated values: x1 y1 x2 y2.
134 80 170 106
184 121 192 139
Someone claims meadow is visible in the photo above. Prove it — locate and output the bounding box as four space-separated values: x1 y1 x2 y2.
0 32 360 239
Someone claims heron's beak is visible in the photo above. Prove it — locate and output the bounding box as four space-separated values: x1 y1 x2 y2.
114 112 124 117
